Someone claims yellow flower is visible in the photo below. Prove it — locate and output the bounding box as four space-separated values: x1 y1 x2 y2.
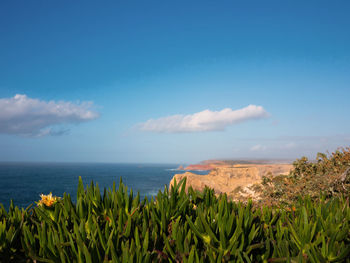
37 193 60 207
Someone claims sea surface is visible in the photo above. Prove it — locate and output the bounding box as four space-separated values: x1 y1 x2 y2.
0 162 208 210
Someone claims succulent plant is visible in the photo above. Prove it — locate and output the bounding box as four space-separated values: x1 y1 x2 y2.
0 171 349 262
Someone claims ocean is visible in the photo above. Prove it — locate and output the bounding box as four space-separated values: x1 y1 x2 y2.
0 162 208 210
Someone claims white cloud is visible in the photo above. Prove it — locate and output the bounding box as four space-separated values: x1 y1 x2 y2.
0 94 99 136
139 105 269 133
285 142 296 149
250 144 267 151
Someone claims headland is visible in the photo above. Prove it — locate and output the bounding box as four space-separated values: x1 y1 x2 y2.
170 160 293 201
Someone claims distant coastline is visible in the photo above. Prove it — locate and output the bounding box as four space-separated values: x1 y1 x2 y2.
176 159 293 171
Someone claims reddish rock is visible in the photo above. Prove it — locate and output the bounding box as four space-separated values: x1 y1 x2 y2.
184 164 213 170
176 165 184 170
184 160 230 171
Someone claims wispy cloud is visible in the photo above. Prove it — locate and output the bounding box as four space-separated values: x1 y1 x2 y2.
0 94 99 136
284 142 296 149
139 105 269 133
250 144 267 151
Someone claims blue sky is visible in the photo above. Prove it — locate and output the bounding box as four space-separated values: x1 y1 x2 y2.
0 0 349 163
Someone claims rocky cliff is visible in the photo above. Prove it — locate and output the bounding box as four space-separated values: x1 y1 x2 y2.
169 164 293 201
184 160 227 170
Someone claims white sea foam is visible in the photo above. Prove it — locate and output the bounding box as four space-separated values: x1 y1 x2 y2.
145 190 159 197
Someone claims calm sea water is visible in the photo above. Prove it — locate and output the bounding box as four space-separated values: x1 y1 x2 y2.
0 163 208 210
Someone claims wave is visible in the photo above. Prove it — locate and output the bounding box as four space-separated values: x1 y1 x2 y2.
144 190 160 197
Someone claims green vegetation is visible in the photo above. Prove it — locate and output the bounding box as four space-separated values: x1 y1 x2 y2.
261 147 350 206
0 179 349 262
1 149 350 262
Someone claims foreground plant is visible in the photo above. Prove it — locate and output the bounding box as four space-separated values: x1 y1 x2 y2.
0 176 348 262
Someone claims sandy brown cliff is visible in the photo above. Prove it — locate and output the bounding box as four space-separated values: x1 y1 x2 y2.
169 164 293 200
184 160 228 170
184 159 291 171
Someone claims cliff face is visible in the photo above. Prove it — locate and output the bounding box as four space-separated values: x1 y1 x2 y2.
169 164 293 201
184 164 214 170
184 160 227 170
184 159 292 171
176 165 185 170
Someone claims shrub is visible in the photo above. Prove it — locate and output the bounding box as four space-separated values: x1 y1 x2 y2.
261 147 350 206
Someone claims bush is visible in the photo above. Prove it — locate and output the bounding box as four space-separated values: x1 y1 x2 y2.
261 147 350 206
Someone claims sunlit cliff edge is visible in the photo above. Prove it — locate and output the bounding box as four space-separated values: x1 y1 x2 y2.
170 162 293 201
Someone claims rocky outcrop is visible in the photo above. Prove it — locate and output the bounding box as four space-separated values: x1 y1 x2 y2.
169 164 293 201
183 159 289 171
184 160 230 170
176 165 185 170
184 164 214 170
